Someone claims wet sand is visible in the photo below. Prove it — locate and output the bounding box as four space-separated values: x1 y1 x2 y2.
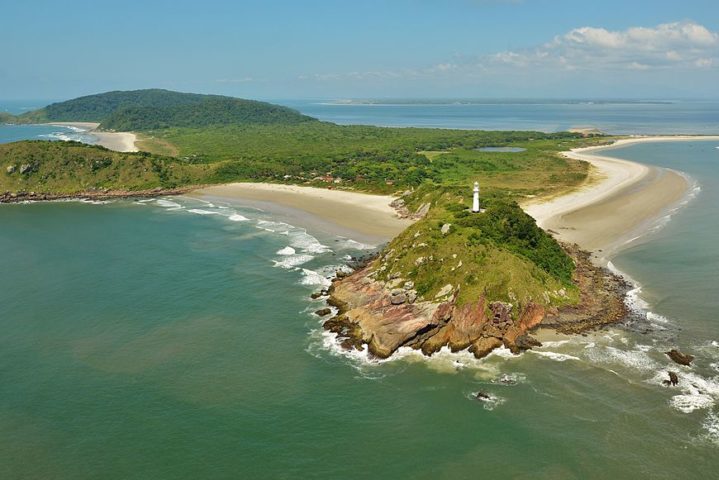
523 136 719 262
190 183 415 244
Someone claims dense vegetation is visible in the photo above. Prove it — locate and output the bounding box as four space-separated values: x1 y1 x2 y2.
0 141 207 193
142 122 595 195
12 89 315 130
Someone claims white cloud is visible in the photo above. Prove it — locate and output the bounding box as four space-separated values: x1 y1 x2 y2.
496 21 719 71
301 21 718 84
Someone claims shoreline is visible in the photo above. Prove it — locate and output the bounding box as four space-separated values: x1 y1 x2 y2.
47 122 138 153
319 134 716 362
190 183 415 245
523 135 719 264
0 187 194 204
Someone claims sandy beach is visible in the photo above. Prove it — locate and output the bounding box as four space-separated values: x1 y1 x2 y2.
523 136 719 262
191 183 415 244
48 122 138 153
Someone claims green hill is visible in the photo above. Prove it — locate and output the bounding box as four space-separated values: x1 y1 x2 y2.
0 140 208 194
16 89 316 130
0 112 17 123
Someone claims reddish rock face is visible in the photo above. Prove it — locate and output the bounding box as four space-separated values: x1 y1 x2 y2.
323 242 630 361
326 265 547 359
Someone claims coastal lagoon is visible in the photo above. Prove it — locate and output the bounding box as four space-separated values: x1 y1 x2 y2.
1 117 719 478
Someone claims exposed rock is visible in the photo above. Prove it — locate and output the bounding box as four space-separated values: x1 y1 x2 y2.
663 371 679 386
407 291 417 304
666 349 694 366
0 186 195 205
390 289 407 305
435 284 453 299
470 337 503 358
415 202 431 218
512 333 542 352
414 256 426 266
314 308 332 317
540 244 630 333
322 242 630 362
474 391 491 401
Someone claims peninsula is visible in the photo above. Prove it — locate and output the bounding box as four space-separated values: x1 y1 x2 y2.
0 89 695 360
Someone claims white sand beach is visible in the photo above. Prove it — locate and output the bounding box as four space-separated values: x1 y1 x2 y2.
523 136 719 261
48 122 138 153
191 182 415 243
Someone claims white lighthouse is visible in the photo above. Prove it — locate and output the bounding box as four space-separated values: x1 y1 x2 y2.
472 181 480 213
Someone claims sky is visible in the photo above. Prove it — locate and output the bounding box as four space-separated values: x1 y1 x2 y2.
1 0 718 100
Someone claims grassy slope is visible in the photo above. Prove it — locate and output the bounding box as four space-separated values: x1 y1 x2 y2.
0 141 208 194
373 187 579 310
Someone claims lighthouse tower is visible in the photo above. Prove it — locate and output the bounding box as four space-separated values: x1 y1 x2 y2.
472 181 480 213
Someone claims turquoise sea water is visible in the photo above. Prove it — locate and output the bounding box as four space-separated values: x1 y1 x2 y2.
2 107 719 478
0 123 95 145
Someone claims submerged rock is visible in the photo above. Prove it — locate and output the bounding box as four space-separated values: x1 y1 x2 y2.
474 391 491 401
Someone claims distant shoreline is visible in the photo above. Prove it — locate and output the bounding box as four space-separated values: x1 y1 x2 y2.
47 122 138 153
523 135 719 264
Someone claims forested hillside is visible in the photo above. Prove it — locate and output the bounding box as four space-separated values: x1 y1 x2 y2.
15 89 316 130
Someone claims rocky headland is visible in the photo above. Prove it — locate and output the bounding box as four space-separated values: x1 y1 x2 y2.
322 243 630 360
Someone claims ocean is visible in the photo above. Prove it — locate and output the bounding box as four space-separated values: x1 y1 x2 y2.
1 102 719 478
281 99 719 135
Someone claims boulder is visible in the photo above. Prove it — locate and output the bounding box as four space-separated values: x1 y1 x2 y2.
666 349 694 366
390 292 407 305
5 165 15 174
314 308 332 317
513 333 542 351
441 223 452 235
435 284 454 299
407 291 417 304
663 371 679 387
469 336 503 359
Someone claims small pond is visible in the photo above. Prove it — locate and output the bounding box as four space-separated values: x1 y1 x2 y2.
476 147 526 153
